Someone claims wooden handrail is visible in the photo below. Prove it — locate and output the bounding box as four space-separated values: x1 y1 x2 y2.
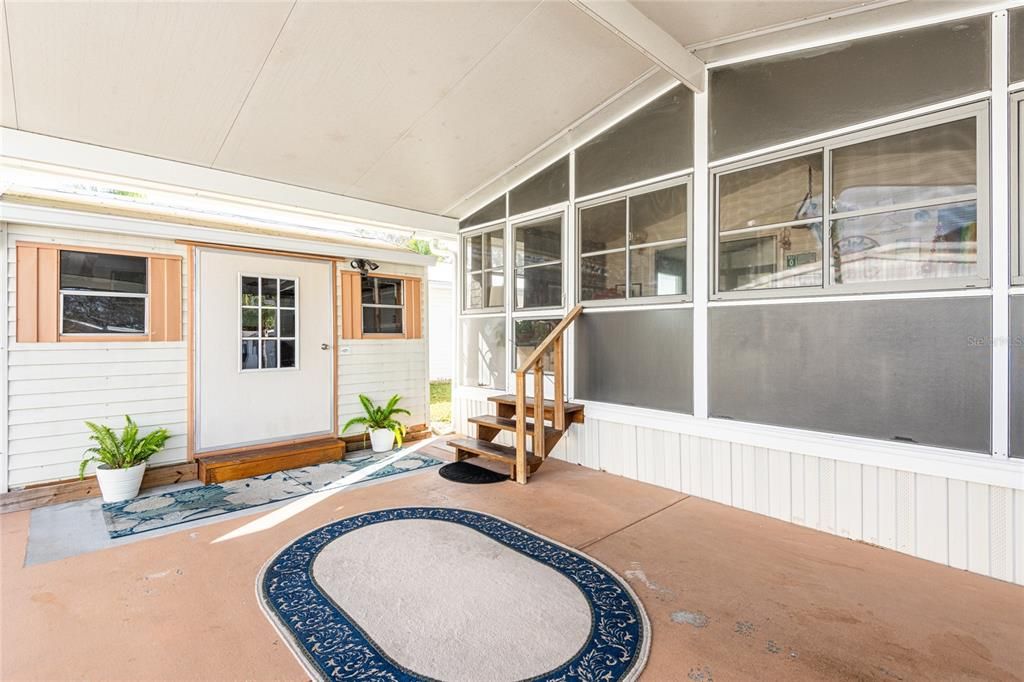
512 304 584 483
514 304 584 375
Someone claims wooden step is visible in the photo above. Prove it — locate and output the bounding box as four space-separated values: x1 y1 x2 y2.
196 437 345 484
468 415 560 437
448 437 543 479
487 394 585 424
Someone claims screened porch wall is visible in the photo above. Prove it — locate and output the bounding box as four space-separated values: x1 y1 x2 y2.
453 7 1022 583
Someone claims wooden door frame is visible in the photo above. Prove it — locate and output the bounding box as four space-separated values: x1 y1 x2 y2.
184 242 341 460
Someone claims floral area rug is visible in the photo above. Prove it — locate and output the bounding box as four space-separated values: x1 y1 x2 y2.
101 452 442 539
259 507 650 682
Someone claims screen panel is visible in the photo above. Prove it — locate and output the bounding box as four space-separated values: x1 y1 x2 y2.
709 16 990 161
575 85 694 198
1012 296 1024 458
509 157 569 216
460 196 505 230
1011 8 1024 85
460 316 507 390
575 308 693 414
709 298 991 452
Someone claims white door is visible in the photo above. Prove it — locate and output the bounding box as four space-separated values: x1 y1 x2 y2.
195 248 334 452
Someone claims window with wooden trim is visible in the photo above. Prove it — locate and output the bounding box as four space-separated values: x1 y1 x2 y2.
339 269 422 340
16 242 182 343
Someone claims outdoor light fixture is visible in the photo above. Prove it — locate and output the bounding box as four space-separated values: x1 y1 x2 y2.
350 258 380 275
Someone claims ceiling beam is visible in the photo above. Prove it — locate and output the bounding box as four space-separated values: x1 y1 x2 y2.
569 0 706 92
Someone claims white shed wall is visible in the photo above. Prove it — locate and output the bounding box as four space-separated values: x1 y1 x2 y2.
428 279 453 381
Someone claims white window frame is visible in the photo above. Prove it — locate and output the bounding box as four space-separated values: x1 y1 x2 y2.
712 102 991 300
461 220 506 315
576 176 693 307
511 207 566 313
1012 91 1023 286
58 250 149 336
360 274 406 336
239 273 298 372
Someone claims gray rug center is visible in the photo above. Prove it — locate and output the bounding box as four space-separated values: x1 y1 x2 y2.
311 518 593 682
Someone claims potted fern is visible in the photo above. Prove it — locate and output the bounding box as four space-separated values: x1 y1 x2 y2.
78 416 172 502
342 394 410 453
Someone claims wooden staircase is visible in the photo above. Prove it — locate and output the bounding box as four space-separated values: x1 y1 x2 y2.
450 305 585 484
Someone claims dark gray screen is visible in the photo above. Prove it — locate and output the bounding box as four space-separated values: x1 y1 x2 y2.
709 298 992 452
1012 296 1024 457
575 85 694 198
1012 8 1024 85
709 16 990 161
509 157 569 216
575 308 693 414
460 196 505 230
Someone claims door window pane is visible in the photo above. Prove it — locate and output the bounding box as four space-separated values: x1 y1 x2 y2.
241 275 297 370
831 201 977 285
61 295 146 334
832 118 976 214
580 199 627 253
630 184 686 245
719 154 823 231
720 225 824 292
515 263 562 309
631 244 687 297
59 251 147 294
581 251 627 301
515 319 558 373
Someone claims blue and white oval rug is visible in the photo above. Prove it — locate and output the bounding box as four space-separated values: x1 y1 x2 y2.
258 507 649 681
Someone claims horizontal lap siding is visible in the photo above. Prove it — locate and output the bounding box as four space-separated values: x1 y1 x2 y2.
6 225 189 487
454 393 1023 586
336 265 429 435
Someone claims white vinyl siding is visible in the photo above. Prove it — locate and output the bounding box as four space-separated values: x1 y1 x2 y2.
5 224 188 486
336 263 429 434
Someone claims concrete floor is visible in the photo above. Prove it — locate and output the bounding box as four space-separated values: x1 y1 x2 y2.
2 445 1022 681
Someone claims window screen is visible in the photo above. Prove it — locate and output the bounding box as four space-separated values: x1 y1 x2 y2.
464 226 504 311
59 251 148 334
1011 8 1024 85
460 196 505 230
508 157 569 216
1011 296 1024 458
515 318 558 373
576 85 694 197
574 308 693 414
709 16 990 160
460 316 507 390
709 298 992 452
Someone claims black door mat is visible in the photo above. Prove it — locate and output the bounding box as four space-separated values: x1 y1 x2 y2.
438 461 509 484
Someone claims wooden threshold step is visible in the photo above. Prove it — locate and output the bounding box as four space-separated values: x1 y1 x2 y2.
196 436 345 484
468 415 560 438
448 437 542 477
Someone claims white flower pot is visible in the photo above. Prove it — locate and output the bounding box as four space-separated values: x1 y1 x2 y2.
370 428 396 453
95 462 147 503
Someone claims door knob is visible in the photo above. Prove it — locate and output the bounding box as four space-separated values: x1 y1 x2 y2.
321 343 330 350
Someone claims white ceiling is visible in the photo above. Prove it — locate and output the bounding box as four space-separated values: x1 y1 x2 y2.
0 0 1000 219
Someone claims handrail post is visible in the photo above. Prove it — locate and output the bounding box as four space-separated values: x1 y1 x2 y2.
553 336 564 431
515 372 527 484
534 362 545 460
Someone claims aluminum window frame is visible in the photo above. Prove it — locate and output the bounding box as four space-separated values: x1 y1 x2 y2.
58 249 149 336
511 207 566 313
711 101 991 300
238 273 299 373
1013 91 1023 286
577 176 693 308
461 219 507 315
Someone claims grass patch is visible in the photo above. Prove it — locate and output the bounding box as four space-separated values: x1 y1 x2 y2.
430 380 451 424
